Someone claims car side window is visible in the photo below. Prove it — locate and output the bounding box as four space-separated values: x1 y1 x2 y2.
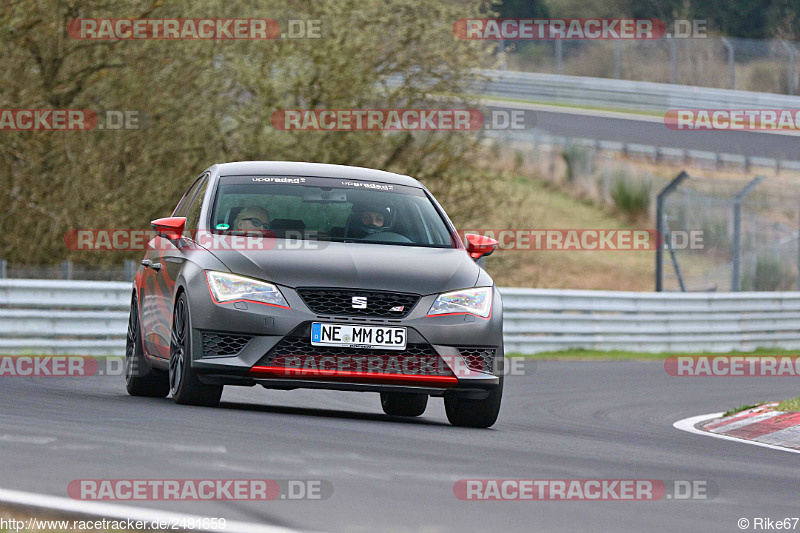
172 174 206 217
184 178 209 230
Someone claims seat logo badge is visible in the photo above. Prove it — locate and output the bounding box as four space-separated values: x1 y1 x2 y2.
351 296 367 309
390 306 405 312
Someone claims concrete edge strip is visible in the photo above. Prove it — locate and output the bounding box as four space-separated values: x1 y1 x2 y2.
673 412 800 455
0 487 307 533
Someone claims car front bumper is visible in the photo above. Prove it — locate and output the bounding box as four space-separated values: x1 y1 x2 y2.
184 274 504 396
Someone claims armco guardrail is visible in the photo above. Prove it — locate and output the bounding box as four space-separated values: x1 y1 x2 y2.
0 279 130 356
2 280 800 356
503 288 800 353
481 69 800 113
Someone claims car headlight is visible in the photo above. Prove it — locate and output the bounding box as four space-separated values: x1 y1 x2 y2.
205 271 289 308
427 287 493 318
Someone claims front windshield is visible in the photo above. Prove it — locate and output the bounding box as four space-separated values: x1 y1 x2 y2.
209 176 456 248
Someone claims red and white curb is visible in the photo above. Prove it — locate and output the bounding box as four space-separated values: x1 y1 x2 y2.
674 404 800 455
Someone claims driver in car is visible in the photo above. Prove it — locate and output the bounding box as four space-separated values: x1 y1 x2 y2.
359 208 386 234
349 202 407 241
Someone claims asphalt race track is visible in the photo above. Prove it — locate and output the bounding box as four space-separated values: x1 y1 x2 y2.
1 360 799 532
493 104 800 161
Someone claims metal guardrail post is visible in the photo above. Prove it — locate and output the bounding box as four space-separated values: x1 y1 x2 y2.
731 176 764 291
665 228 686 292
656 171 689 291
124 260 137 282
782 41 797 96
0 259 6 279
555 40 563 75
670 37 678 84
61 260 73 280
721 37 735 89
614 40 622 79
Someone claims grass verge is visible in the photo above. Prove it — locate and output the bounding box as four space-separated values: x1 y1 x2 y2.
472 173 655 290
722 403 765 418
467 94 664 117
776 397 800 412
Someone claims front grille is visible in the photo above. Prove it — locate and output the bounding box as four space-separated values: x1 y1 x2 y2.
457 347 496 374
202 333 252 357
256 336 451 376
297 288 419 318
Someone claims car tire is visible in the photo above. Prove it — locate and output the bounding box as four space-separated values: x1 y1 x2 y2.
125 294 169 398
444 375 503 428
169 292 223 407
380 392 428 417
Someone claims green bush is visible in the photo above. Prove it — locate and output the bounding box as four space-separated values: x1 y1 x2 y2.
742 255 796 291
561 144 592 184
699 216 731 257
609 171 651 220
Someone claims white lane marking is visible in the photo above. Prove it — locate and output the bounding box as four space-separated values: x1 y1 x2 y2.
0 432 226 454
707 411 783 433
0 430 225 453
171 444 227 454
0 435 56 445
0 487 307 533
673 412 800 455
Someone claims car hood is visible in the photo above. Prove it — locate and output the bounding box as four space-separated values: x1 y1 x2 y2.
206 240 481 295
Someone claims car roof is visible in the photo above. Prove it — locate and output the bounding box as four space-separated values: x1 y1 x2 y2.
212 161 423 188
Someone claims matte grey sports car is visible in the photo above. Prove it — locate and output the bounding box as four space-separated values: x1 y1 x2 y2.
126 161 503 427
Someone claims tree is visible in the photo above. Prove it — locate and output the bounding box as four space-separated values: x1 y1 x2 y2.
0 0 497 265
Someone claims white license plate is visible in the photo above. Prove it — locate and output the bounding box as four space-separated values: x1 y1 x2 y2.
311 323 407 350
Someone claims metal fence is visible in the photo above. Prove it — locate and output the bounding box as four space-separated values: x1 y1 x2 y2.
0 260 136 281
2 279 800 356
656 172 800 293
486 129 800 180
503 37 800 95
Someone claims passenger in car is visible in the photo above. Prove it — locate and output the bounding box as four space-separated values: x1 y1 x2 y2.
234 206 271 231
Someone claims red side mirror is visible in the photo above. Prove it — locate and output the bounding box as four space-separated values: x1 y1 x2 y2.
151 217 186 241
465 233 498 260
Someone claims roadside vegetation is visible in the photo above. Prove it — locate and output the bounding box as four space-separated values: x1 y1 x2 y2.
722 403 766 417
776 397 800 412
719 395 800 419
0 0 495 265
